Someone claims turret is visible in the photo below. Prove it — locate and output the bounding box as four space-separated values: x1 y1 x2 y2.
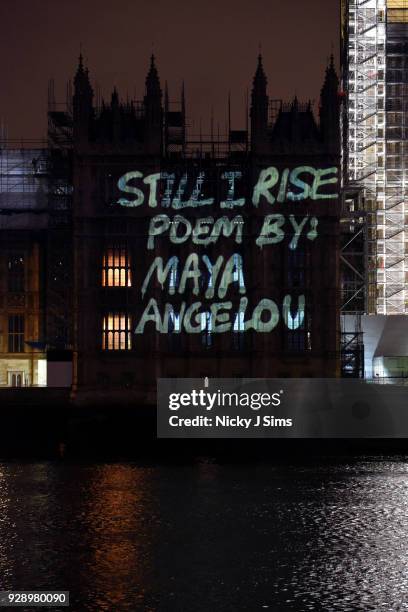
111 87 120 143
320 55 340 153
144 55 163 154
73 54 93 145
250 54 269 154
181 81 186 148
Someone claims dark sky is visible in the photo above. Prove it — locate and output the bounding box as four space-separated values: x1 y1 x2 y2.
0 0 339 141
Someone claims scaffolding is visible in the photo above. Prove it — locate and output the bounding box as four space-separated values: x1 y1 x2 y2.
345 0 408 314
0 146 48 218
340 187 366 376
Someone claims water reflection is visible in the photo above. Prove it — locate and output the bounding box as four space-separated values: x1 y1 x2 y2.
0 465 13 585
77 465 156 611
0 460 407 610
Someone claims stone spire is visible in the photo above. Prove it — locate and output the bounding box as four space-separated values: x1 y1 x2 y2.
73 54 93 145
320 54 340 152
250 54 269 154
144 55 163 155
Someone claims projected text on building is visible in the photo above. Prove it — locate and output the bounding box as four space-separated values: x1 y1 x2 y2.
114 166 338 335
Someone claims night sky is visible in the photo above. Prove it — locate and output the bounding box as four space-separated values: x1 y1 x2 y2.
0 0 339 141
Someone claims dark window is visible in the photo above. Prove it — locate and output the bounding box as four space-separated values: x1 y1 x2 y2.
285 249 310 352
7 252 25 292
286 329 306 353
8 315 25 353
287 249 306 288
232 306 246 350
168 311 182 350
233 332 245 350
284 299 312 354
201 312 213 348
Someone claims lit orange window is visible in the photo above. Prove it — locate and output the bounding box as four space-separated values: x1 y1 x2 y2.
102 246 132 287
102 313 132 350
387 1 408 8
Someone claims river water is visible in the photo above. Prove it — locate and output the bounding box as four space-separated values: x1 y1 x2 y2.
0 459 408 611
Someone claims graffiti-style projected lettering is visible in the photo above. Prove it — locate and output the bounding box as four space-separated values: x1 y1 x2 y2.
220 171 246 209
142 254 246 300
117 171 145 207
141 256 179 297
310 168 339 200
287 166 312 201
252 167 280 206
147 215 244 249
218 254 246 299
134 295 303 335
173 172 215 209
252 166 338 206
116 166 338 209
111 164 338 337
283 295 305 330
256 214 285 247
288 215 309 251
143 173 161 208
255 215 319 249
202 255 224 299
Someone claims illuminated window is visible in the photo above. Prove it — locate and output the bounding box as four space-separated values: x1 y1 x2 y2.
102 246 132 287
8 315 25 353
8 251 25 292
388 8 408 22
388 1 408 9
102 313 132 350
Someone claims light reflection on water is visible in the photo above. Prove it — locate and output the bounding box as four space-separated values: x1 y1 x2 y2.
0 460 408 610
